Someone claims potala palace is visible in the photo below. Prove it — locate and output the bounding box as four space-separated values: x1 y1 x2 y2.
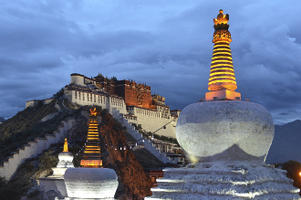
64 73 180 139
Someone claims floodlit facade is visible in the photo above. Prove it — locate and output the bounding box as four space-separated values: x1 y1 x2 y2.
64 73 179 138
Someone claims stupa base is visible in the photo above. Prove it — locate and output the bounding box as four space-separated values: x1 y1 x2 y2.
146 161 301 200
205 89 241 101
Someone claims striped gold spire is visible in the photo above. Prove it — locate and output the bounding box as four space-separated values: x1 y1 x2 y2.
205 9 241 101
80 107 103 168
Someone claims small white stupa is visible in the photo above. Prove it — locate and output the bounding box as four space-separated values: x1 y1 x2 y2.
146 10 301 200
51 138 74 177
38 138 74 199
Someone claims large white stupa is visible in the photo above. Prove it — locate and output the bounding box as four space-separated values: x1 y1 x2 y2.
146 10 301 200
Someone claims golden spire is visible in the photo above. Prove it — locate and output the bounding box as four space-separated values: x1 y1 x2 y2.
205 9 241 101
63 138 69 152
80 107 103 168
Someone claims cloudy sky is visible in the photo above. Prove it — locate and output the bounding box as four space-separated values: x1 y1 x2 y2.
0 0 300 124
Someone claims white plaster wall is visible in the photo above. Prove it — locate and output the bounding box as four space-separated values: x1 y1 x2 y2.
71 75 85 86
25 100 38 108
111 110 174 164
127 107 177 138
0 119 75 181
68 90 127 115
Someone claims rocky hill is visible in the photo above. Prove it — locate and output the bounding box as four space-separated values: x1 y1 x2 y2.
0 93 168 199
267 120 301 164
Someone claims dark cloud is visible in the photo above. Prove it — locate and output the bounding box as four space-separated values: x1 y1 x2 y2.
0 0 301 124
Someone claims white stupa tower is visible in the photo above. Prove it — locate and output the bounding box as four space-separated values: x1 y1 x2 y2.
146 10 301 200
51 138 74 177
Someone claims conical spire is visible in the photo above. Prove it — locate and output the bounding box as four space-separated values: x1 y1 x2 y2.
205 9 241 101
63 138 69 152
80 107 103 168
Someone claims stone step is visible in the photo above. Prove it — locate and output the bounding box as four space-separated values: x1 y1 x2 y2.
147 191 301 200
152 181 298 195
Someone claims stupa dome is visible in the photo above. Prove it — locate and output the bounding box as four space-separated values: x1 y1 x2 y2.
176 101 274 161
64 168 118 199
57 152 74 168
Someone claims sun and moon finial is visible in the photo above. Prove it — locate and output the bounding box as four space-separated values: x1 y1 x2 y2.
213 9 229 25
89 107 97 116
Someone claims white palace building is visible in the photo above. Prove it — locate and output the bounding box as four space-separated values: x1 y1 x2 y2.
63 73 179 139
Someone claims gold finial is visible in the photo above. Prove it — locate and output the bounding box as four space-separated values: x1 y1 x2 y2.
89 107 97 116
63 138 69 152
213 9 229 25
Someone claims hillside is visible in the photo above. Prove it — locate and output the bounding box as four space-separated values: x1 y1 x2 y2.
266 120 301 164
0 95 167 199
0 91 76 164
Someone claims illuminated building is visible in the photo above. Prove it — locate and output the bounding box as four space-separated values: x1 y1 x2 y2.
80 107 103 168
205 9 241 101
63 73 179 139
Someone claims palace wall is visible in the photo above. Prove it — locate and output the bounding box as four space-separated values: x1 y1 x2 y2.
126 106 177 138
65 88 177 138
64 89 127 114
25 98 54 109
0 119 75 181
121 81 153 109
71 74 85 86
111 110 174 164
72 74 155 110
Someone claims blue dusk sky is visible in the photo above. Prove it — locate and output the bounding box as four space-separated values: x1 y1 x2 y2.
0 0 300 124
